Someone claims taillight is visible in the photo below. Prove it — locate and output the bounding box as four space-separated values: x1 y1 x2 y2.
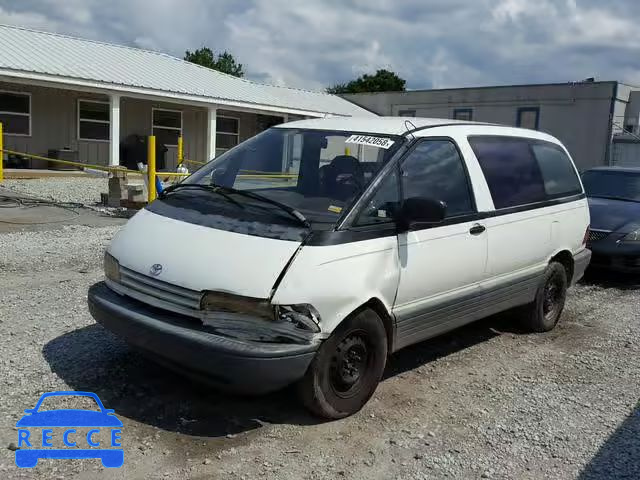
582 226 590 246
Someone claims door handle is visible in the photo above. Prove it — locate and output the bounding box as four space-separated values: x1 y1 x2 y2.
469 224 486 235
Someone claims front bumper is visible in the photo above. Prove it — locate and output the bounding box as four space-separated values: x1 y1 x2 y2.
588 236 640 273
88 282 317 394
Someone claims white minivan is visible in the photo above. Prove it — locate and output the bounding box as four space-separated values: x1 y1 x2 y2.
89 117 591 418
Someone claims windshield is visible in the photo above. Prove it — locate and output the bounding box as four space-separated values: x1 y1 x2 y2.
185 128 403 226
582 170 640 202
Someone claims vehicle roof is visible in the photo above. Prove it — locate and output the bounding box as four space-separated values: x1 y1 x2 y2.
584 166 640 173
276 116 560 142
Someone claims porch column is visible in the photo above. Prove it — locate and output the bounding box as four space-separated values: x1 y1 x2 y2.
109 93 120 166
206 106 217 160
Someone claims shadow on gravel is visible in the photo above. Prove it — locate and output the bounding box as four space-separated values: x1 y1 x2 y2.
581 268 640 290
383 313 516 379
43 324 317 438
578 402 640 479
43 315 513 438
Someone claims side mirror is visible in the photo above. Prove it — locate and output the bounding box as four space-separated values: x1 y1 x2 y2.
397 197 446 232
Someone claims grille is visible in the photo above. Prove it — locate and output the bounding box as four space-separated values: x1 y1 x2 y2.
115 265 202 311
588 230 610 243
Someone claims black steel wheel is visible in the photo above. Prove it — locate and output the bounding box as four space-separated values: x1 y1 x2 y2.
520 261 568 332
298 308 387 419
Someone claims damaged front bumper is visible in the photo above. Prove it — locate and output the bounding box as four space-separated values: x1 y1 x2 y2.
88 282 319 394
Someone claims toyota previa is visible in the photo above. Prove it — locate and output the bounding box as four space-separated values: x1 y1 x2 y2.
88 117 591 418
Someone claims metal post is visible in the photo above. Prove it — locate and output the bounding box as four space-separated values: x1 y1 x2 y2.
148 135 156 202
177 136 184 165
0 123 3 182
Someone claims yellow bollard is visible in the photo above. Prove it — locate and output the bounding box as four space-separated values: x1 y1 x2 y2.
0 122 3 182
177 136 184 165
147 135 156 202
344 146 351 156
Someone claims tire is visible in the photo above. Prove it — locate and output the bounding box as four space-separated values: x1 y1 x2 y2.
520 261 568 332
298 308 388 419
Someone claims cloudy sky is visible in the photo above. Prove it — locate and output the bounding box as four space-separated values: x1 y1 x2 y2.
0 0 638 91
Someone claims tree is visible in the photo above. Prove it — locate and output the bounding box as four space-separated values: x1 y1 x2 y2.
184 47 244 77
326 69 406 94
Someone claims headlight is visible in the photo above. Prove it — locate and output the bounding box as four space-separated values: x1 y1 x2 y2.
201 292 321 333
201 291 273 320
275 304 321 332
104 252 120 283
621 229 640 243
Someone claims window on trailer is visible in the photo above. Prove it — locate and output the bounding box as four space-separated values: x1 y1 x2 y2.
517 107 540 130
453 108 473 121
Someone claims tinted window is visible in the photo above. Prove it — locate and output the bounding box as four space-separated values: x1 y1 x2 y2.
582 170 640 202
470 137 547 209
401 140 474 217
531 143 582 197
355 168 400 226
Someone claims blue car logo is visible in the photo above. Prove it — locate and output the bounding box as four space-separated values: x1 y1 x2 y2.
15 391 123 468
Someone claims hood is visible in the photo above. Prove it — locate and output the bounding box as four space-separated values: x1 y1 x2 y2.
108 209 302 298
587 197 640 232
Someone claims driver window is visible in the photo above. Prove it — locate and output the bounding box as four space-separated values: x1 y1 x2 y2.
401 140 474 217
354 169 400 226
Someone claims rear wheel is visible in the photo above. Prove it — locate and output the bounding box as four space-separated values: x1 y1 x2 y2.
520 261 568 332
298 308 387 419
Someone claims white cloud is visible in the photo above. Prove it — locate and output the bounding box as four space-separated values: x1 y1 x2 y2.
0 0 639 90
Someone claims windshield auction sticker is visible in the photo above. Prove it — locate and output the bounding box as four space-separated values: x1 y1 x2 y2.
345 135 395 150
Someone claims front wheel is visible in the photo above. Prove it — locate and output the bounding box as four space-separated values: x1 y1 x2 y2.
298 308 388 419
519 261 568 332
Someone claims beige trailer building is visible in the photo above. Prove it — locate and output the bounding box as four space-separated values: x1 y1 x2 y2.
0 24 371 171
342 81 640 171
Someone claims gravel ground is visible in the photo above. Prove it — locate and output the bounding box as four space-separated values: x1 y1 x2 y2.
1 178 109 206
0 219 638 479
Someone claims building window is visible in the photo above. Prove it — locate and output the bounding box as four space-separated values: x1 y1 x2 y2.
398 109 416 117
453 108 473 121
216 115 240 152
517 107 540 130
152 108 182 147
78 100 110 141
0 91 31 136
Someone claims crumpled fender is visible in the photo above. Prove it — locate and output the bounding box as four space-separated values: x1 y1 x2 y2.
271 236 400 334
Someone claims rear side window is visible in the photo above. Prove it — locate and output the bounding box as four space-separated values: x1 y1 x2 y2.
530 143 582 197
469 137 546 209
469 136 582 209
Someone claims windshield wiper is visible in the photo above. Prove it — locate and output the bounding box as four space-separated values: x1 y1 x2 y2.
590 194 639 203
159 183 244 209
211 183 310 228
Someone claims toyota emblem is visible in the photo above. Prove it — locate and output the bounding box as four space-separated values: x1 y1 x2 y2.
149 264 163 276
